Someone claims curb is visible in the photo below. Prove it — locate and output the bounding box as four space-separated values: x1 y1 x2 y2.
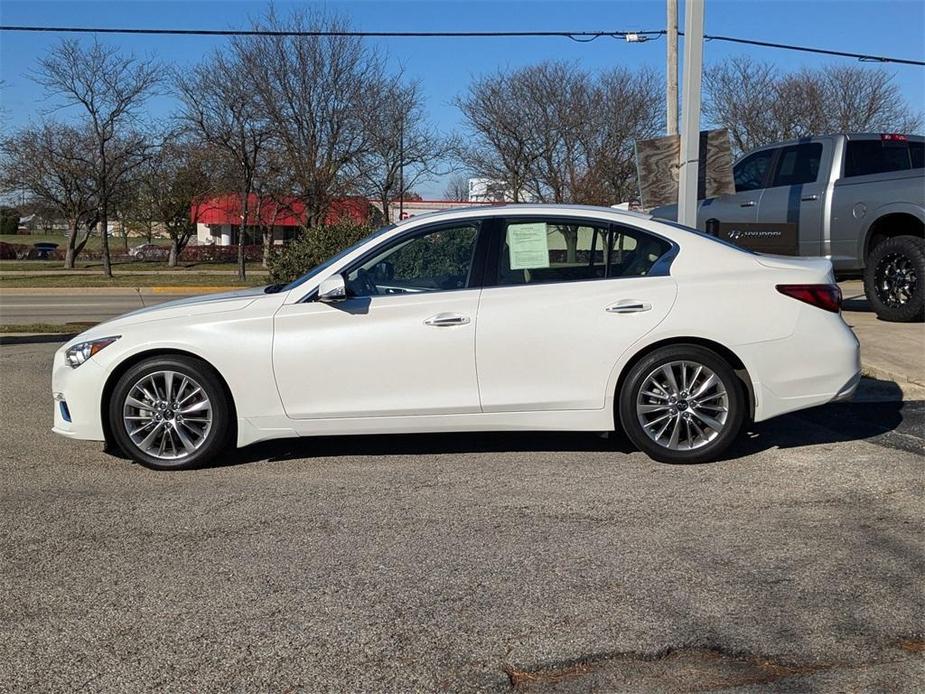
150 286 240 294
0 332 79 345
0 286 241 296
861 363 925 397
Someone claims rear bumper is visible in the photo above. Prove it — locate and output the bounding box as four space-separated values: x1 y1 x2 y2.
741 307 861 422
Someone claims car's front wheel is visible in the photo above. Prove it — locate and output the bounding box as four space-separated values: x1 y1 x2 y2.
618 345 746 464
108 355 233 470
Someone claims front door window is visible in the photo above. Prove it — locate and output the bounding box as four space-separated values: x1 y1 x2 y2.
345 224 480 296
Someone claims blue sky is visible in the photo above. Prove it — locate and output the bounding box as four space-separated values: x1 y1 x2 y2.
1 0 923 197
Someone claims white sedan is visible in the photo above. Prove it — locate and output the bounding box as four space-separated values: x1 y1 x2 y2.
52 205 860 469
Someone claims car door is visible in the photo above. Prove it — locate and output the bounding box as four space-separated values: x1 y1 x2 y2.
755 141 829 256
696 147 775 231
272 220 485 419
475 217 678 412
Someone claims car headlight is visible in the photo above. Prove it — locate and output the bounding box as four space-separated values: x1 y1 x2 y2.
65 336 120 368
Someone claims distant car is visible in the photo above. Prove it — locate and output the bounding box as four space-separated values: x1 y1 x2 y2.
30 242 59 260
52 205 860 470
129 243 169 261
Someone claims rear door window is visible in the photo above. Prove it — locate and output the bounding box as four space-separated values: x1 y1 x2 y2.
844 139 914 177
770 143 823 186
497 219 671 286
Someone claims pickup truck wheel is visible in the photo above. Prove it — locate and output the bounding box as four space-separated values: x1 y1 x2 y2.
864 235 924 322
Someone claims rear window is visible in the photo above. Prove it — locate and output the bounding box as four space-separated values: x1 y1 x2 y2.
844 139 920 177
911 141 924 169
658 220 756 254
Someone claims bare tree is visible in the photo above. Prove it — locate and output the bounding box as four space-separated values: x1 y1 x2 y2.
456 69 543 203
0 123 99 267
443 174 470 201
354 76 456 223
705 56 923 156
132 136 217 266
457 62 662 205
33 39 161 276
236 8 382 226
579 66 663 204
250 143 298 267
176 51 270 280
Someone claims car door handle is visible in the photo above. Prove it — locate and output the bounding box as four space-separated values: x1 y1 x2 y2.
740 201 756 208
605 301 652 314
424 313 470 327
801 194 819 201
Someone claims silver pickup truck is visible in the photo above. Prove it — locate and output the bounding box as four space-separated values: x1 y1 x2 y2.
651 133 924 322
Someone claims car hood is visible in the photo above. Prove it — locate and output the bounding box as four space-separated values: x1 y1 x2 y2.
71 286 278 342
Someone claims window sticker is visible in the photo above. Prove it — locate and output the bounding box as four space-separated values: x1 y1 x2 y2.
507 223 550 270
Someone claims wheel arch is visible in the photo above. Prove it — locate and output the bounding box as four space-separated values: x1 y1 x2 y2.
862 209 924 261
100 348 238 451
612 337 756 425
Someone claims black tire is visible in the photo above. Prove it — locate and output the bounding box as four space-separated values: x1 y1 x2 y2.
864 235 925 323
618 345 746 464
108 355 233 470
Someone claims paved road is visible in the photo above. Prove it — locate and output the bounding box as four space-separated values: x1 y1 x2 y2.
0 291 195 324
1 342 923 692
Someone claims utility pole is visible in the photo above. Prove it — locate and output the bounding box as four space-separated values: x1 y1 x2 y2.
666 0 679 135
398 118 405 222
677 0 704 227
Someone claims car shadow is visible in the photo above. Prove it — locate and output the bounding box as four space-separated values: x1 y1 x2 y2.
839 281 876 315
217 429 636 468
842 295 873 313
215 377 921 468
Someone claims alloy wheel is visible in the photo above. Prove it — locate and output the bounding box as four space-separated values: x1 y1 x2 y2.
122 370 213 461
636 360 729 451
875 253 917 308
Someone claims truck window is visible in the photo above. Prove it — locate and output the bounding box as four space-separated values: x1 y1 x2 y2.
911 141 924 169
733 149 774 192
844 139 913 177
771 143 823 186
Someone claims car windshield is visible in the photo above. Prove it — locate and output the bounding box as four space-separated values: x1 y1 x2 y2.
280 224 396 292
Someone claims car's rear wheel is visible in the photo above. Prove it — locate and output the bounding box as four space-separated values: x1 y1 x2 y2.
618 345 746 464
864 235 924 323
108 355 233 470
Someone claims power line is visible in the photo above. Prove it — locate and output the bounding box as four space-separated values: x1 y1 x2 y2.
697 32 925 66
0 24 922 66
0 25 666 43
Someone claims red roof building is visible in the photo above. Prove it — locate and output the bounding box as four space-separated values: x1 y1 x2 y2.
192 195 376 246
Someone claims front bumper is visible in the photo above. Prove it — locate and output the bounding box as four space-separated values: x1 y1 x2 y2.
51 348 107 441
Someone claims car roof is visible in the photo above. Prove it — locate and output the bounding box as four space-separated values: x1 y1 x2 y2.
744 133 924 153
394 203 653 226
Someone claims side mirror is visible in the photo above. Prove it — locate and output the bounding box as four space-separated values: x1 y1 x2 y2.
317 274 347 302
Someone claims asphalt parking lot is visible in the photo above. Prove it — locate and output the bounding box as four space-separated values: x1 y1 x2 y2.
1 342 923 692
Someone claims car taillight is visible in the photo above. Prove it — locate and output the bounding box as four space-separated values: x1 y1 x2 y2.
776 284 842 313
